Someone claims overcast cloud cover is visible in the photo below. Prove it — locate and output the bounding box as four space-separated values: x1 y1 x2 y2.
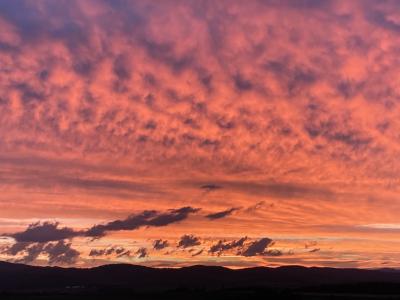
1 0 400 268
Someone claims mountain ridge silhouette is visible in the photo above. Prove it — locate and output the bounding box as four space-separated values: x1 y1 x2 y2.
1 260 400 292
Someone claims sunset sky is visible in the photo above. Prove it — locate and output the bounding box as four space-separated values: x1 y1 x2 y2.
1 0 400 268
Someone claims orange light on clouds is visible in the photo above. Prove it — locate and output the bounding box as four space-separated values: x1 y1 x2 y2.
0 0 400 268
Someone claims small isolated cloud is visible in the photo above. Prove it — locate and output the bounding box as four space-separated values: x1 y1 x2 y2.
241 238 274 257
192 249 203 257
153 239 169 250
309 248 320 253
305 241 318 249
265 249 283 256
89 249 106 257
89 246 130 257
206 207 240 220
178 234 201 248
200 184 222 191
245 201 268 213
136 247 148 258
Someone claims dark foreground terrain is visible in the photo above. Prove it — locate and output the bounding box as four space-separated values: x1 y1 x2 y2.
2 261 400 299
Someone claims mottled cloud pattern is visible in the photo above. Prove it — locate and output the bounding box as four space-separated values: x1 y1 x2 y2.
0 0 400 268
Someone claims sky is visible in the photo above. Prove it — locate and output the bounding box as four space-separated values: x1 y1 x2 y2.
1 0 400 268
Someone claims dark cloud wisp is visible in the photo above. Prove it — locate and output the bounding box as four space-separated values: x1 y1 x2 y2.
206 207 240 220
5 207 200 244
89 246 130 257
85 206 200 238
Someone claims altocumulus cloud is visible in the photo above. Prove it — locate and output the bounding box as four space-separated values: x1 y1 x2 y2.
0 0 398 269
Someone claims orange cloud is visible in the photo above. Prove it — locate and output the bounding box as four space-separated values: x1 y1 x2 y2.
0 0 400 268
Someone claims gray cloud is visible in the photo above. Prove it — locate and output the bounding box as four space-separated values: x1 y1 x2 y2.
191 180 335 201
136 247 148 258
140 38 194 74
241 238 273 257
17 243 44 264
209 237 247 255
153 239 169 250
303 105 372 151
89 246 130 257
265 249 283 256
4 241 31 256
367 9 400 32
245 201 268 213
2 239 79 265
8 222 81 243
177 234 201 248
206 207 240 220
309 248 320 253
233 73 253 91
191 249 203 257
5 207 200 244
200 184 222 191
1 242 39 264
43 241 80 265
85 206 200 238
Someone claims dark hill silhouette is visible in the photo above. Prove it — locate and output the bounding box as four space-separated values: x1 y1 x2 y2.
2 261 400 299
1 261 400 291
